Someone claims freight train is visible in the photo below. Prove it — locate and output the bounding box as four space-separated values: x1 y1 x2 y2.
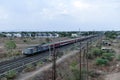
22 35 97 55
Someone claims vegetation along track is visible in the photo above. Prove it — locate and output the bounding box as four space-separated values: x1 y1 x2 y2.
0 36 100 77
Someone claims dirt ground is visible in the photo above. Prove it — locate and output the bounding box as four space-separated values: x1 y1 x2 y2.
0 37 69 59
105 72 120 80
104 39 120 80
2 37 120 80
15 50 78 80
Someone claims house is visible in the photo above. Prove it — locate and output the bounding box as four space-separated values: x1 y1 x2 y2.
13 33 22 37
35 33 42 38
51 33 59 38
5 33 12 37
35 33 52 38
47 33 53 38
21 33 32 37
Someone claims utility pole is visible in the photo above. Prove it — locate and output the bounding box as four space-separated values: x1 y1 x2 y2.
49 45 51 57
83 48 86 80
79 28 81 37
52 45 56 80
86 41 89 80
79 42 82 80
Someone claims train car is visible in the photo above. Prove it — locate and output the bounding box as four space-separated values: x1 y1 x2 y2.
22 35 97 55
22 47 36 55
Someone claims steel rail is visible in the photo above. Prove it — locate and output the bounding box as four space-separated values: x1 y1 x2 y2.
0 36 100 77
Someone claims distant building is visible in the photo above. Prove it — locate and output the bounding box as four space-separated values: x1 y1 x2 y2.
21 33 32 37
5 33 12 37
13 33 22 37
51 33 59 38
2 32 59 38
35 33 59 38
71 33 78 37
35 33 42 38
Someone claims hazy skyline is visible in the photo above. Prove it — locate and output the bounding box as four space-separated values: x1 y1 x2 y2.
0 0 120 31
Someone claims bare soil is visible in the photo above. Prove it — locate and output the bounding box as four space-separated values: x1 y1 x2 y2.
16 50 78 80
105 72 120 80
104 39 120 80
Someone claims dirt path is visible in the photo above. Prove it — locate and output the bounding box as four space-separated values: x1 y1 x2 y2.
16 50 78 80
16 64 52 80
105 72 120 80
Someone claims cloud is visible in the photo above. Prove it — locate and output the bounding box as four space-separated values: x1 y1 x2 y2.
72 1 91 10
0 0 120 31
0 6 9 20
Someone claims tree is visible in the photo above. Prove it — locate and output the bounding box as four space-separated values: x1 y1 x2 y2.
105 31 118 39
4 40 16 56
31 32 36 38
45 38 51 43
0 33 6 37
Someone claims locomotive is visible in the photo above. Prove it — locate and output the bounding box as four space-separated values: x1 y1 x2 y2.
22 35 96 55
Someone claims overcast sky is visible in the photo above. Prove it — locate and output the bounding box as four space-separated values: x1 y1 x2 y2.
0 0 120 31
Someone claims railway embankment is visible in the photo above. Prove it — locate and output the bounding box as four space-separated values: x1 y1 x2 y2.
15 37 100 80
0 36 100 80
17 50 80 80
0 37 69 62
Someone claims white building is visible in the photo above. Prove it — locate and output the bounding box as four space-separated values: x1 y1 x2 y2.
5 33 12 37
13 33 22 37
71 33 78 37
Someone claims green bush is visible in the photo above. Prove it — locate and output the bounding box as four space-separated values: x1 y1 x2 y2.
45 38 51 43
14 51 21 56
6 70 17 79
72 68 87 80
88 48 103 59
91 48 103 57
117 54 120 61
87 52 94 59
4 40 16 51
95 58 109 66
36 61 43 67
23 39 27 43
102 53 115 61
105 31 118 39
70 61 77 67
24 64 35 72
71 67 80 80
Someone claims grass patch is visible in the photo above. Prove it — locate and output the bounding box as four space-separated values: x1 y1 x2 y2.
95 58 109 66
5 70 17 79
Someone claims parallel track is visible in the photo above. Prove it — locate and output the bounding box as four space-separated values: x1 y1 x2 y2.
0 36 100 77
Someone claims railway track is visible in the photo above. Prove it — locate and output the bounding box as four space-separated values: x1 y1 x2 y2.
0 36 100 77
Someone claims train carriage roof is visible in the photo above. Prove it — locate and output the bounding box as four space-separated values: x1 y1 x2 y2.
23 35 94 50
